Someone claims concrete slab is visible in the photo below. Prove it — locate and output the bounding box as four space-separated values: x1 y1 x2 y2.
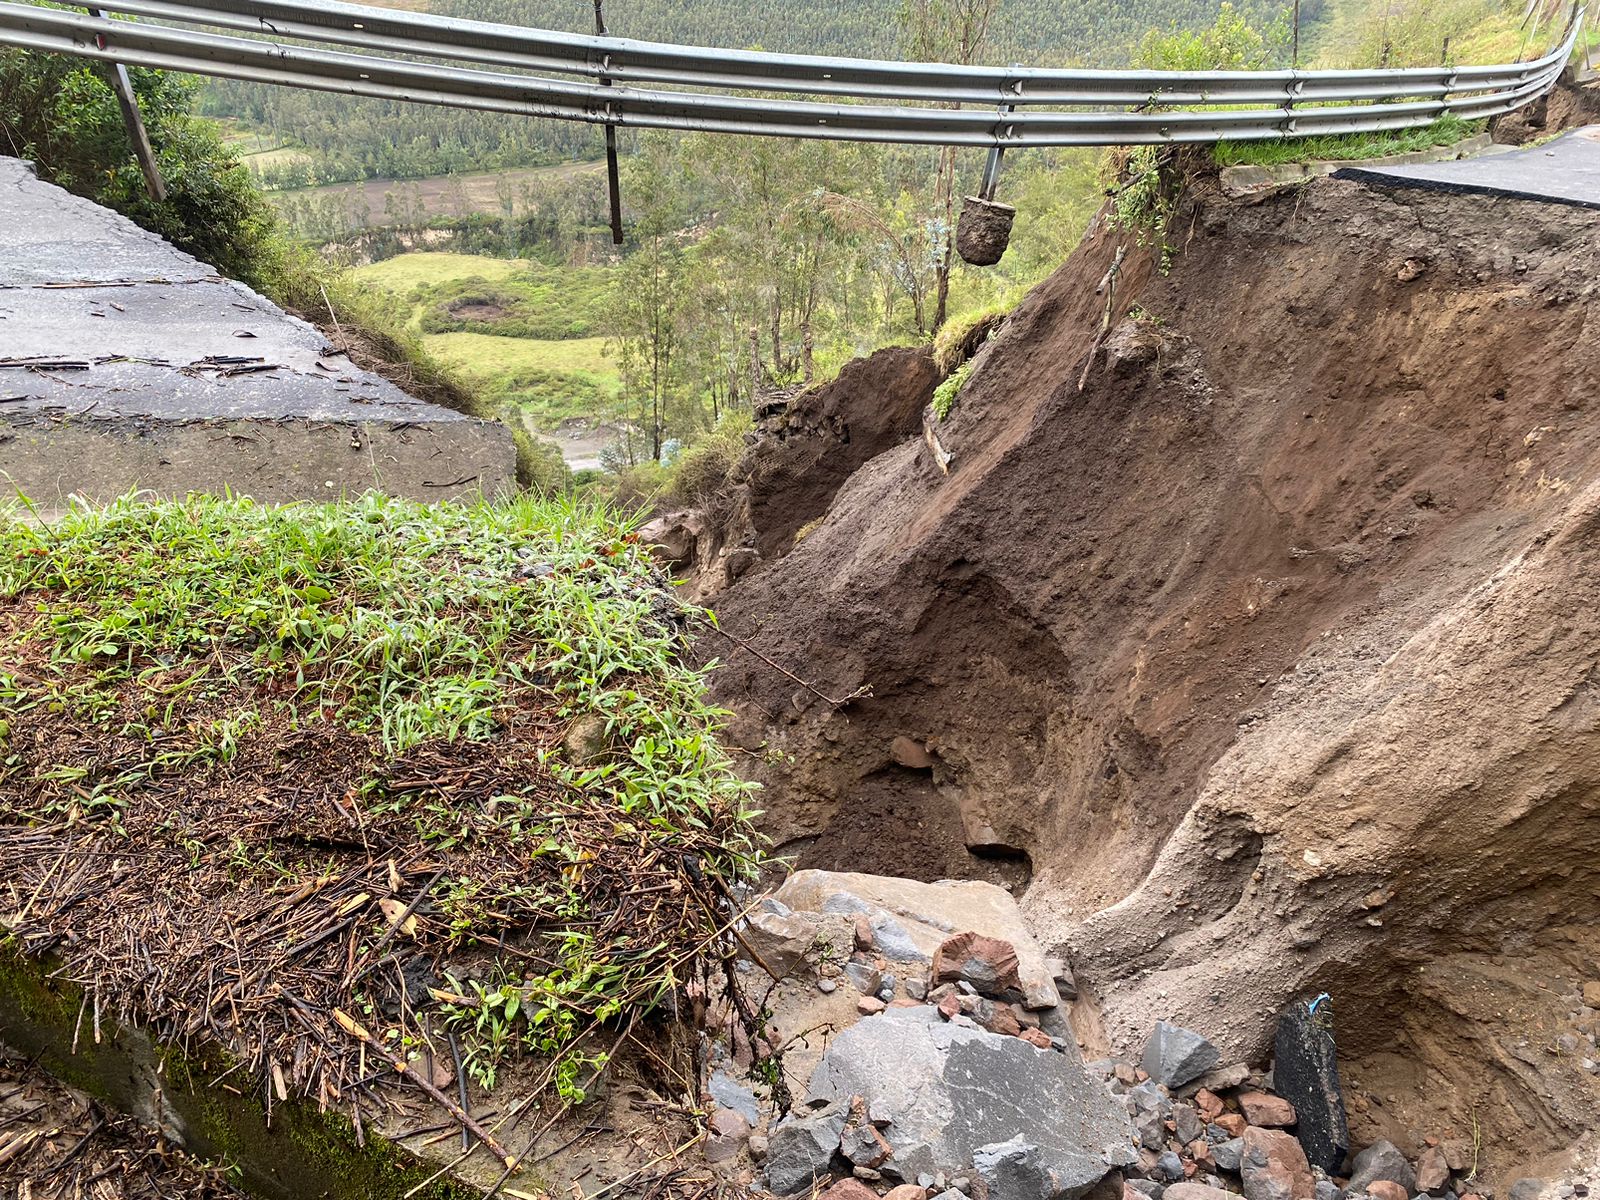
0 158 515 507
1333 125 1600 209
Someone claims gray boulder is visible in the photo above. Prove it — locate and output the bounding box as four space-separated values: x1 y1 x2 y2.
765 1100 848 1195
1346 1141 1418 1196
808 1008 1135 1197
1141 1022 1221 1088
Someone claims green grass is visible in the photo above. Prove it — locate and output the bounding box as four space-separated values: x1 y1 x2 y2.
423 333 612 377
353 255 623 433
0 492 759 1098
352 252 527 294
1213 114 1481 168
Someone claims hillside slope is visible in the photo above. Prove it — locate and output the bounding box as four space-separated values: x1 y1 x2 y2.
694 164 1600 1179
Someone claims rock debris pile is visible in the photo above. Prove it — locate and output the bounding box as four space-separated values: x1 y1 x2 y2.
698 870 1581 1200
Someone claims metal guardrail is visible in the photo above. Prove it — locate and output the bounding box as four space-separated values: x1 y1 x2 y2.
0 0 1583 147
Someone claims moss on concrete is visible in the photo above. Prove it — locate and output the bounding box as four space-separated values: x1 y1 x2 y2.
0 941 481 1200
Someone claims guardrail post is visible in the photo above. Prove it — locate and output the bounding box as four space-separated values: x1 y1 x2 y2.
87 8 166 202
979 94 1016 200
593 0 624 246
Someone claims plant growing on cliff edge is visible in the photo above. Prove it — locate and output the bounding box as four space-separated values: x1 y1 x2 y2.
932 360 974 421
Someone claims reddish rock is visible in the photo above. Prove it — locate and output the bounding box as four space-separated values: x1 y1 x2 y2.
1238 1091 1298 1128
937 992 961 1020
890 735 935 769
931 931 1023 998
982 1003 1023 1037
1366 1183 1409 1200
1240 1127 1315 1200
1195 1088 1225 1122
820 1182 879 1200
857 995 886 1015
1164 1186 1236 1200
854 915 875 951
1114 1062 1141 1086
1189 1137 1215 1167
1416 1147 1450 1193
1215 1113 1247 1138
889 997 921 1008
883 1187 929 1200
1019 1027 1054 1049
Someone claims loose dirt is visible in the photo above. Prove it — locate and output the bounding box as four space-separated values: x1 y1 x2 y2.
692 166 1600 1183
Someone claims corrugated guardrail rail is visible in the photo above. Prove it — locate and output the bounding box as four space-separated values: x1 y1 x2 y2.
0 0 1585 147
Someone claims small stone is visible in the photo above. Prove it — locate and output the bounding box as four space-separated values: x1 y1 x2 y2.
1237 1092 1297 1128
1188 1138 1214 1168
1195 1089 1225 1122
884 1187 930 1200
1215 1113 1247 1138
1347 1141 1418 1195
1020 1027 1054 1049
1213 1138 1244 1172
1366 1183 1409 1200
1157 1151 1186 1182
1115 1062 1142 1086
1582 981 1600 1008
846 961 884 996
1142 1022 1221 1088
819 978 839 994
1127 1182 1163 1199
855 915 876 951
710 1109 750 1140
906 976 928 1001
821 1182 880 1200
703 1134 743 1164
979 1002 1022 1037
932 932 1024 999
890 735 936 769
938 992 962 1020
748 1134 769 1161
1240 1127 1314 1200
878 975 898 1002
1416 1147 1450 1194
858 995 887 1015
1510 1181 1547 1200
1190 1062 1251 1093
1315 1183 1340 1200
1165 1185 1234 1200
1172 1103 1204 1144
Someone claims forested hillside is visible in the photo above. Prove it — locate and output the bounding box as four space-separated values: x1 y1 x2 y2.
207 0 1317 187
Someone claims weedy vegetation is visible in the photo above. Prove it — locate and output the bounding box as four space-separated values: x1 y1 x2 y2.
0 493 760 1119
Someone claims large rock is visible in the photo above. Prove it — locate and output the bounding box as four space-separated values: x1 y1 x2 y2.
1141 1022 1220 1088
807 1008 1136 1196
1346 1141 1417 1196
1240 1128 1315 1200
1270 1006 1348 1173
774 871 1063 1010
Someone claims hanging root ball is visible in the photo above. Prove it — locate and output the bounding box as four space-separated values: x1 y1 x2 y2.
956 196 1017 267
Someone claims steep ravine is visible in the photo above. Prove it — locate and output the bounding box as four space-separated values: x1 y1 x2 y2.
682 169 1600 1180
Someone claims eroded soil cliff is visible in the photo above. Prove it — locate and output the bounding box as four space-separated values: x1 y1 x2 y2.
689 167 1600 1181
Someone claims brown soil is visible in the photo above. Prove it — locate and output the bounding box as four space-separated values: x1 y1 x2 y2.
1491 74 1600 143
696 169 1600 1181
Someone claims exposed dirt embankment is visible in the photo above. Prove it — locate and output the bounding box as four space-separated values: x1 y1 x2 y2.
696 172 1600 1178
